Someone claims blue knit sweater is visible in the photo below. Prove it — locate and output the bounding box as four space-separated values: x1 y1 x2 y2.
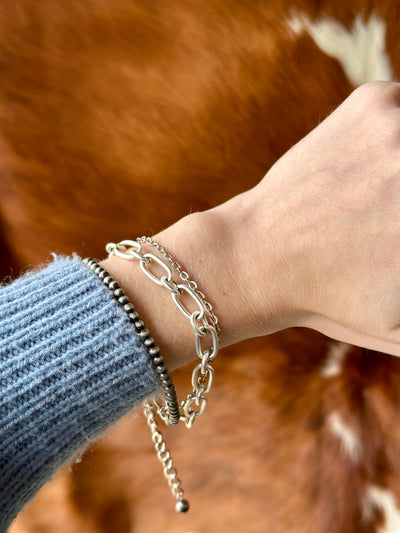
0 257 160 532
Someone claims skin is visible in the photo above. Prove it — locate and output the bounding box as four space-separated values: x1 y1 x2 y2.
102 82 400 369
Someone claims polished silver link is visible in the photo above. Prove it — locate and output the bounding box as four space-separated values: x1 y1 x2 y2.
195 324 219 361
180 270 191 284
191 363 215 394
106 240 143 261
190 311 208 337
107 238 220 429
182 393 207 428
140 252 173 286
183 409 196 429
160 277 182 295
172 284 205 321
200 351 213 375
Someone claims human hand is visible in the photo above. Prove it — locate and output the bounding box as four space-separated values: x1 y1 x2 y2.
223 81 400 356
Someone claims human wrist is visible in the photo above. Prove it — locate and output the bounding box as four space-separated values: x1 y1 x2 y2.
153 206 281 346
100 206 251 370
210 182 316 338
100 190 308 369
100 211 225 370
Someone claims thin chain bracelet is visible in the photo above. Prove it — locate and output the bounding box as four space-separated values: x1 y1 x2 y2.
106 238 220 429
82 257 189 512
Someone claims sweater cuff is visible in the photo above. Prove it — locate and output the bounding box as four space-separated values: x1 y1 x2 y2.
0 256 159 530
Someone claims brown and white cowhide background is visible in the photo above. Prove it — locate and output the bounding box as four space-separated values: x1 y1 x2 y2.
3 1 400 532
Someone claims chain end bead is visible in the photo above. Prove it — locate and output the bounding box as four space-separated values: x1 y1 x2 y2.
176 499 190 513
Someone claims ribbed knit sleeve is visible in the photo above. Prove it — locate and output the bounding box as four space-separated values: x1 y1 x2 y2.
0 257 160 532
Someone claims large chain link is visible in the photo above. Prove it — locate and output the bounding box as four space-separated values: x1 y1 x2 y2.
106 238 220 429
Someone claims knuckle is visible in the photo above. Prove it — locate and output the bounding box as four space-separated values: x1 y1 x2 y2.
352 81 400 104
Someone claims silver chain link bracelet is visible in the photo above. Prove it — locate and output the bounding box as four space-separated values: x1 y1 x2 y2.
106 237 221 512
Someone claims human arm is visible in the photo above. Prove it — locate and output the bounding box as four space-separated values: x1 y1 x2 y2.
103 81 400 363
3 81 400 529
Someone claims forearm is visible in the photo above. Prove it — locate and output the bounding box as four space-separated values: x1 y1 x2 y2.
0 200 290 529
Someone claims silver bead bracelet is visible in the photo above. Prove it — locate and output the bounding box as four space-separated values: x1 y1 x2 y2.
82 259 181 420
82 257 189 512
105 237 221 512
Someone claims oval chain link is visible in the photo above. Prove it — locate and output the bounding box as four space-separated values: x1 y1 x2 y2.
107 238 220 428
140 252 173 286
172 283 205 321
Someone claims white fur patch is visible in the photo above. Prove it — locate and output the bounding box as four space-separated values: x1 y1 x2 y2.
364 485 400 532
320 342 350 378
327 411 362 462
287 13 393 86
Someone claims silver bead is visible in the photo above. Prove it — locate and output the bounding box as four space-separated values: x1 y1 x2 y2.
138 328 149 338
175 499 189 513
168 415 180 426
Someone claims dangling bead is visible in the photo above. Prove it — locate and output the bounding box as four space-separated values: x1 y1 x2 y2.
175 499 190 513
